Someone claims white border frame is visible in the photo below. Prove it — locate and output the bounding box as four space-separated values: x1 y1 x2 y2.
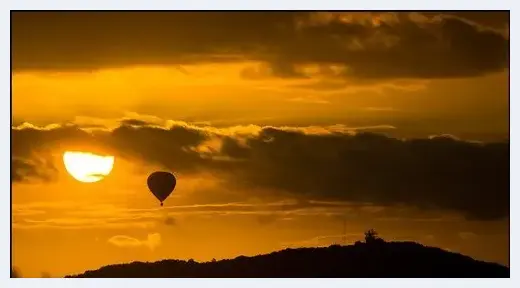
4 1 516 287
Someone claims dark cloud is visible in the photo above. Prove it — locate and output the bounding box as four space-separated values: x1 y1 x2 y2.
120 119 151 127
12 123 96 156
12 12 508 79
12 157 57 183
12 120 509 220
11 122 210 182
106 124 208 171
221 129 509 220
12 158 37 182
428 12 509 31
163 216 176 226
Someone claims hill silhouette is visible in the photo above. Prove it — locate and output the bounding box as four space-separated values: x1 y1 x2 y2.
66 236 509 278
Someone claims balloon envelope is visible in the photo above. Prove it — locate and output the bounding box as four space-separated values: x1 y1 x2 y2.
147 171 176 205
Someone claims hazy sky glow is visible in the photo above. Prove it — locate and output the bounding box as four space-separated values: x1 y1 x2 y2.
12 11 509 277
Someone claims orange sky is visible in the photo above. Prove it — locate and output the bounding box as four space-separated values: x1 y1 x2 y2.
11 11 509 277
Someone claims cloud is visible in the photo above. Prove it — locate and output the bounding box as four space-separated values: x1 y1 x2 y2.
12 158 39 182
108 233 162 250
10 116 397 181
12 202 160 230
163 216 176 226
12 12 508 80
423 12 509 32
12 115 509 221
223 129 508 220
287 96 330 105
13 198 464 231
364 107 396 112
13 218 157 230
12 156 57 183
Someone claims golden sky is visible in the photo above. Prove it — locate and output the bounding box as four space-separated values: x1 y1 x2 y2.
11 11 509 277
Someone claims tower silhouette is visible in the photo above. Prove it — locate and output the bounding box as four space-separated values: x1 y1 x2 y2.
342 217 346 245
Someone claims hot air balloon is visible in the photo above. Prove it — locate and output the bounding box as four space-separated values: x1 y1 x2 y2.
147 171 176 206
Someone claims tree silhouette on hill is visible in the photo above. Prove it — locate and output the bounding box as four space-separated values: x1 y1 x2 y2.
364 229 378 242
364 228 386 246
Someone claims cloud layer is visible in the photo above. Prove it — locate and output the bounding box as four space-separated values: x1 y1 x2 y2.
108 233 162 251
12 12 508 80
12 116 509 221
12 199 464 231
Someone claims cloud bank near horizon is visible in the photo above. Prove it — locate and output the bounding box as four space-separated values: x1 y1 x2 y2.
12 114 509 221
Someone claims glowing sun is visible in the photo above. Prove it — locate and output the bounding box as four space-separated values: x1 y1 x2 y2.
63 151 115 183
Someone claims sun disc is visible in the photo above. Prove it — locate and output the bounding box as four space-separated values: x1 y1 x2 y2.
63 151 115 183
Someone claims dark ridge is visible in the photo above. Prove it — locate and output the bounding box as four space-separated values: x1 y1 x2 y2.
66 240 509 278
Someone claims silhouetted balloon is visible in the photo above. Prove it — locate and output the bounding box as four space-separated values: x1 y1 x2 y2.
147 171 176 206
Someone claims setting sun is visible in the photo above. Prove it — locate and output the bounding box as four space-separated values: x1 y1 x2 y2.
63 151 115 183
